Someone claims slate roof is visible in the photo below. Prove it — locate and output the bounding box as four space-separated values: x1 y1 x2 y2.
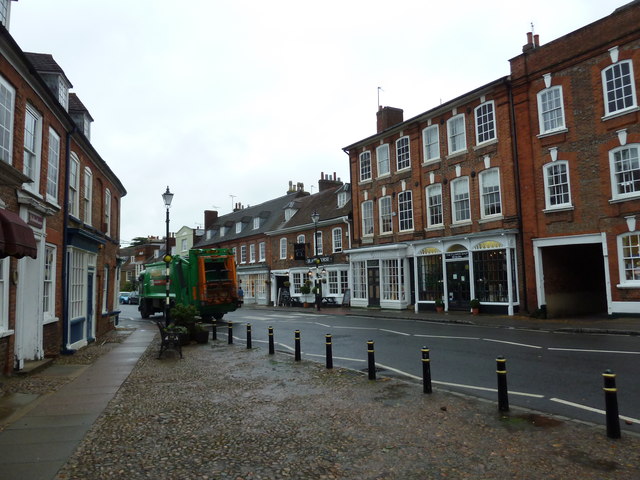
23 52 73 87
271 183 352 232
69 93 94 121
194 190 309 247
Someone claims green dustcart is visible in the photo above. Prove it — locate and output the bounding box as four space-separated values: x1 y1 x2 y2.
138 248 240 321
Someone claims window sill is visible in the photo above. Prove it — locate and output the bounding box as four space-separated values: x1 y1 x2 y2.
43 316 58 325
537 128 568 139
425 225 445 231
358 179 372 185
0 329 14 338
616 283 640 289
422 158 441 167
451 221 472 227
473 138 498 150
478 215 504 223
543 205 574 213
446 150 468 160
378 231 394 237
602 106 639 121
376 173 391 180
609 195 640 205
396 166 411 173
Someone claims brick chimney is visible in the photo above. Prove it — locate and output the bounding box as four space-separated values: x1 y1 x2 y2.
376 106 404 133
318 172 343 192
204 210 218 229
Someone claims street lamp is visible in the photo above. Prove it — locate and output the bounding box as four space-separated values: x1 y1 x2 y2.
311 210 321 311
162 186 174 326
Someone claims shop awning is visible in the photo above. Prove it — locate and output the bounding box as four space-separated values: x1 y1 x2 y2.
0 209 37 259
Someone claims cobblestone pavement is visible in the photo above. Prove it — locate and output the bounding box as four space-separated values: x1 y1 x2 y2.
47 335 640 480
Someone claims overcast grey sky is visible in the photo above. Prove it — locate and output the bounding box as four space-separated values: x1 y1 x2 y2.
9 0 630 245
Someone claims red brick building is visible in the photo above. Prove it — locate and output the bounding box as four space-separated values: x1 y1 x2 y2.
344 78 521 314
0 3 125 374
510 1 640 316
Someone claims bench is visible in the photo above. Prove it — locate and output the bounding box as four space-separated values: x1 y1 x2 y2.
322 297 337 306
156 322 183 359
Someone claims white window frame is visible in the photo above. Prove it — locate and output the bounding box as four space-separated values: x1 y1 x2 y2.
315 231 323 255
43 244 57 323
235 221 242 234
422 125 440 163
181 238 188 252
426 184 443 228
240 245 247 264
23 104 42 193
359 151 371 182
618 232 640 287
337 192 347 208
543 161 572 209
537 86 566 134
83 167 93 226
376 144 390 177
602 60 637 117
361 200 374 236
332 227 342 253
451 177 471 223
253 217 260 230
0 75 14 165
249 244 256 263
479 168 502 218
296 234 305 244
0 0 10 28
259 242 266 262
396 136 410 171
102 266 109 314
379 196 393 234
279 238 287 260
447 114 466 155
69 153 80 218
609 144 640 201
475 101 496 145
398 190 414 232
46 128 60 203
0 257 9 333
104 188 112 237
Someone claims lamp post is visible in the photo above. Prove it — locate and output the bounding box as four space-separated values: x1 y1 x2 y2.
162 186 174 326
311 210 321 311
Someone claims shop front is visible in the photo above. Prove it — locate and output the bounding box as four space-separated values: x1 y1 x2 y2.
413 231 519 315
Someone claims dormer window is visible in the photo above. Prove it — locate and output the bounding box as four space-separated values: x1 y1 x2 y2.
253 217 260 229
235 221 242 234
0 0 11 29
58 76 69 110
337 192 347 208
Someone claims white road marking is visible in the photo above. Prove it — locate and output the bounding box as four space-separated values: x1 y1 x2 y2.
241 316 272 321
315 322 332 328
379 329 411 336
413 334 479 340
550 398 640 423
483 338 542 349
548 348 640 355
374 363 545 398
333 326 378 331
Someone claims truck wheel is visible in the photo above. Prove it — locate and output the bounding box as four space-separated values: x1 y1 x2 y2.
140 302 150 319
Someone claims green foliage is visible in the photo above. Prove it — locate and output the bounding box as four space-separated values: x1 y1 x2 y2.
170 304 199 327
164 323 189 335
470 298 481 308
435 298 444 307
300 285 312 295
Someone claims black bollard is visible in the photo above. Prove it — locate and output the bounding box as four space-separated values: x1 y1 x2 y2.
603 369 621 439
294 330 301 361
246 323 252 349
227 321 233 345
211 318 217 341
496 356 509 412
422 347 432 394
268 326 275 355
325 334 333 369
367 340 376 380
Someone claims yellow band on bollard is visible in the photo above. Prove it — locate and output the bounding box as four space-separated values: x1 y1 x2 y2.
603 387 618 392
496 370 507 374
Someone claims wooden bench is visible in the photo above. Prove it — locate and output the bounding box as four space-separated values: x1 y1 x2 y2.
156 322 183 359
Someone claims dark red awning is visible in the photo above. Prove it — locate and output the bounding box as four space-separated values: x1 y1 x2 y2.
0 209 37 259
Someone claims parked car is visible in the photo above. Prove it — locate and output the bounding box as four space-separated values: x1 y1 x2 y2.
128 291 139 305
119 292 131 304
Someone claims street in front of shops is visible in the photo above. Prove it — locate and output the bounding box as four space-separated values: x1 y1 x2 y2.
118 303 640 434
